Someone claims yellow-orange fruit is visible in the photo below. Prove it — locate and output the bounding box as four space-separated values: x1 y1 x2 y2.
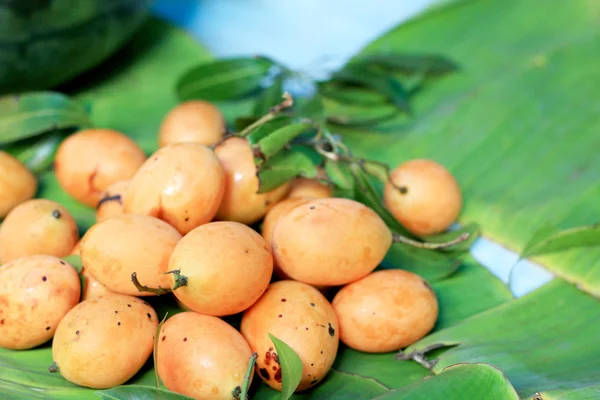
332 269 438 352
69 240 81 256
54 128 146 207
241 280 339 392
287 177 332 200
52 294 158 389
158 101 226 148
80 267 113 301
214 137 290 225
169 221 273 316
384 159 462 236
157 312 253 400
95 180 129 222
0 199 79 264
0 255 81 350
124 142 225 235
0 152 37 218
80 214 182 296
272 198 391 286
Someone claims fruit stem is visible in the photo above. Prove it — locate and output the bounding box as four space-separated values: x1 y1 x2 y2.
239 92 294 137
48 361 59 373
240 352 258 399
130 270 187 295
392 232 470 250
165 269 188 290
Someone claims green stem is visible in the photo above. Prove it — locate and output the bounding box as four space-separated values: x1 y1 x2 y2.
239 93 294 137
392 232 470 250
240 352 258 399
130 270 188 295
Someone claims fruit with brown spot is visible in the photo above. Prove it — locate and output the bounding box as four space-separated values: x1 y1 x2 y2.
0 255 80 349
51 293 157 389
169 221 273 316
158 100 226 148
79 214 181 296
124 142 225 234
332 269 438 352
156 312 253 400
384 159 462 236
0 151 37 218
272 198 391 286
240 280 339 392
0 199 79 264
214 137 290 225
95 180 129 222
54 128 146 207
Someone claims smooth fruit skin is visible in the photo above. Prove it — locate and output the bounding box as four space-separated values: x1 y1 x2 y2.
157 312 253 400
69 241 112 301
54 128 146 207
169 221 273 316
332 269 438 353
214 137 290 225
241 280 339 392
124 142 225 235
80 214 182 296
158 101 226 148
287 178 332 200
52 294 158 389
95 180 129 222
0 151 37 218
0 255 81 350
384 159 462 236
0 199 79 264
272 198 392 286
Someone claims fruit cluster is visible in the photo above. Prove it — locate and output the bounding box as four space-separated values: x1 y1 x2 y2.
0 97 463 399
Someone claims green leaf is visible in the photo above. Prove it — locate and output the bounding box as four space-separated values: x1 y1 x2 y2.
176 57 276 102
255 122 314 159
293 95 327 126
520 223 600 259
349 53 459 77
0 92 91 145
257 149 318 193
268 334 303 400
247 116 293 146
380 243 461 283
539 385 600 400
324 159 355 192
2 129 69 175
96 385 193 399
373 363 518 400
332 64 410 113
318 82 390 105
253 74 286 116
62 255 83 274
405 279 600 398
322 96 398 126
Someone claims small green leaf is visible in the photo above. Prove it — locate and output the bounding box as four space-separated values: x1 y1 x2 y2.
253 74 285 117
257 149 318 193
350 53 459 77
153 313 169 389
2 129 70 175
268 334 303 400
254 122 314 159
521 223 600 259
176 57 277 102
0 92 91 145
318 82 389 105
381 243 461 282
247 116 293 146
62 255 83 274
324 159 355 192
322 97 398 126
332 64 410 113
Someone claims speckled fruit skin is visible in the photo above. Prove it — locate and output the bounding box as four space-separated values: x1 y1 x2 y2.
158 101 226 148
0 199 79 264
124 142 225 235
95 180 129 222
54 128 146 208
52 294 157 389
169 221 273 316
332 269 438 353
80 214 182 296
240 280 339 392
214 137 291 225
157 312 253 400
0 255 80 350
272 198 392 286
0 151 37 218
383 159 462 236
287 177 332 200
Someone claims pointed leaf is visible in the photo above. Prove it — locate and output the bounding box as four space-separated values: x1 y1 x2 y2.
0 92 91 145
318 82 389 105
247 116 293 146
324 159 355 192
268 334 303 400
350 53 459 77
255 122 314 159
521 223 600 259
176 57 276 101
322 97 398 126
257 149 318 193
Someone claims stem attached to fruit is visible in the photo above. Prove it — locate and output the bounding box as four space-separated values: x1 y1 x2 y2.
239 92 294 137
392 232 470 250
130 270 188 295
239 352 258 400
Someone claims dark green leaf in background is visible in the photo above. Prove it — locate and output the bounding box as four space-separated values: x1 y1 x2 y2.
268 334 303 400
0 91 91 145
322 97 398 126
253 74 286 117
318 82 390 105
176 57 277 102
349 53 459 77
2 128 72 175
257 149 318 193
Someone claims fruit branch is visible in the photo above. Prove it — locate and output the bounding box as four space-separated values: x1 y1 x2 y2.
238 352 258 399
392 232 470 249
130 270 188 295
239 92 294 137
